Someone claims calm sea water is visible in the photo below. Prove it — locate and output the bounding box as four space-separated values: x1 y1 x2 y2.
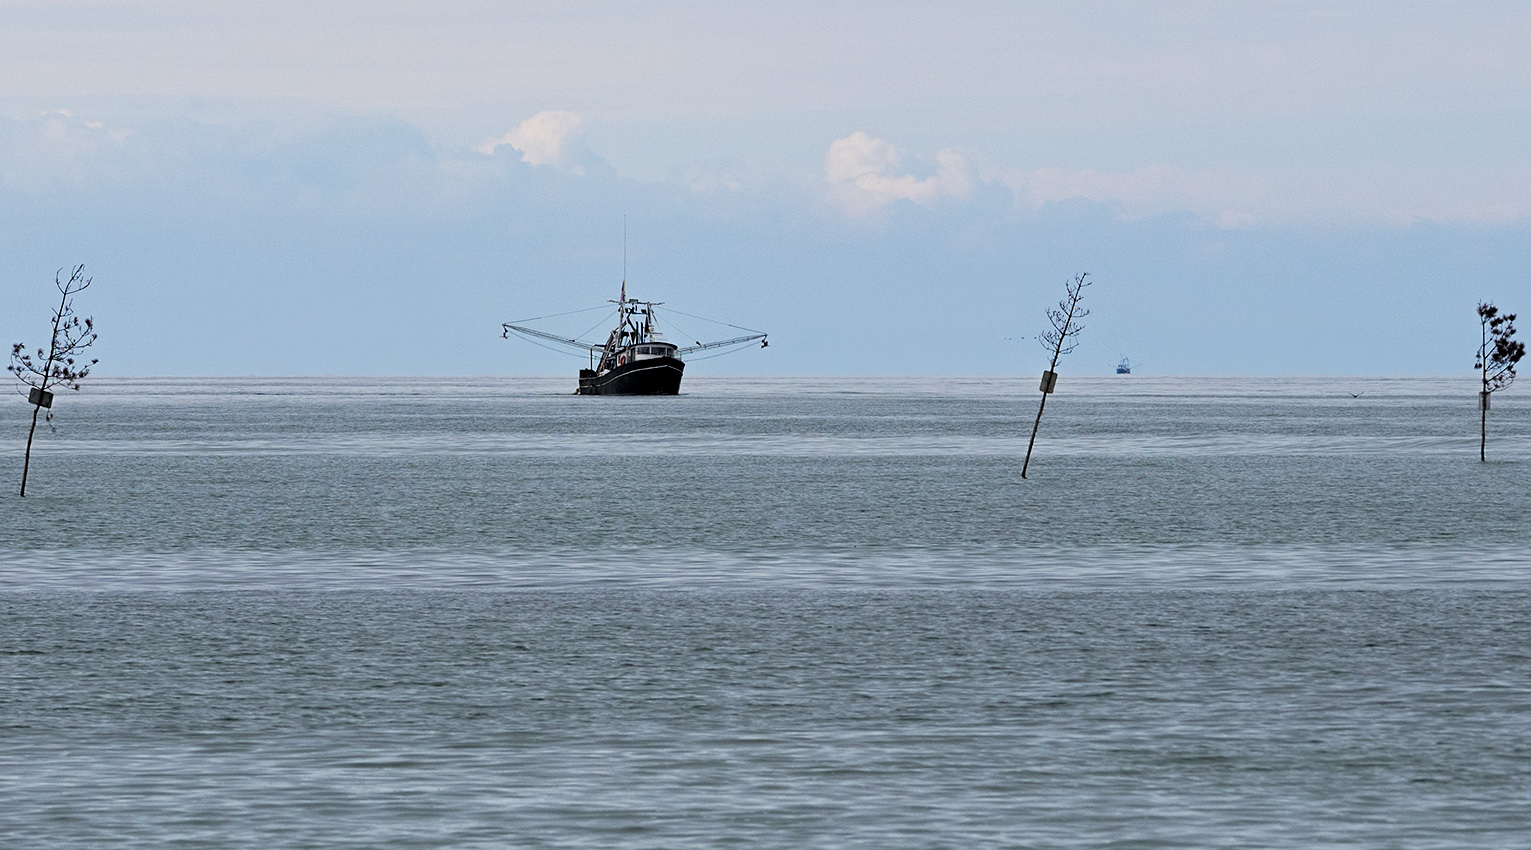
2 376 1528 847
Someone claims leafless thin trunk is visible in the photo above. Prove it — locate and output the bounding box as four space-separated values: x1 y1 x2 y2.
1481 313 1488 462
1022 273 1091 479
1480 393 1487 463
21 405 42 497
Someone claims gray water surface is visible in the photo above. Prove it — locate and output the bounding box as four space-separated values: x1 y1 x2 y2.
2 376 1528 847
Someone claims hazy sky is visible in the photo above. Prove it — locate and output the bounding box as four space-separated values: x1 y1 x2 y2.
2 1 1528 375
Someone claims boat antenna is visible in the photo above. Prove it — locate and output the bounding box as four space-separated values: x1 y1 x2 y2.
617 216 627 305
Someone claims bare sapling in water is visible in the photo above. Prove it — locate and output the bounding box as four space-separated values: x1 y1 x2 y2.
8 265 99 496
1475 301 1524 461
1022 273 1091 479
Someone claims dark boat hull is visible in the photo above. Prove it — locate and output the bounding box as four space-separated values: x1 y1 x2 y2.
578 358 685 395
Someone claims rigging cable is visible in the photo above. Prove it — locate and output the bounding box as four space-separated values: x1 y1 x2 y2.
503 303 613 324
686 341 767 362
658 315 701 347
512 335 590 359
573 309 620 344
658 306 767 336
503 308 619 352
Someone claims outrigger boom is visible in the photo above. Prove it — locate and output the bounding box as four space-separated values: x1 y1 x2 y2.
678 333 767 355
499 324 601 353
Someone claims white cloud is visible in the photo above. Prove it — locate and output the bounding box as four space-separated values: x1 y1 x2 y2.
825 132 972 211
478 111 587 173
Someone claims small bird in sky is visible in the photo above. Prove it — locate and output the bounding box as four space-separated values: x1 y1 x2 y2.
1348 391 1365 398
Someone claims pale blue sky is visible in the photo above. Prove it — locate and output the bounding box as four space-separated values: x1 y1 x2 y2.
1 1 1528 375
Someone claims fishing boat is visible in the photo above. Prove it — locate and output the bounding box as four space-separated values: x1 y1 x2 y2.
502 282 767 395
1116 356 1133 375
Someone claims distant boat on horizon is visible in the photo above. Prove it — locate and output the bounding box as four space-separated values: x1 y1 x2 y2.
1116 356 1133 375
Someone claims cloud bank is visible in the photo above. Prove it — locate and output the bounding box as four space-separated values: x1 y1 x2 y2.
825 132 972 213
819 130 1531 229
478 111 590 174
0 108 1524 378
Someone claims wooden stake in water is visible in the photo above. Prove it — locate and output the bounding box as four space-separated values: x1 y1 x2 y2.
1022 273 1091 480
